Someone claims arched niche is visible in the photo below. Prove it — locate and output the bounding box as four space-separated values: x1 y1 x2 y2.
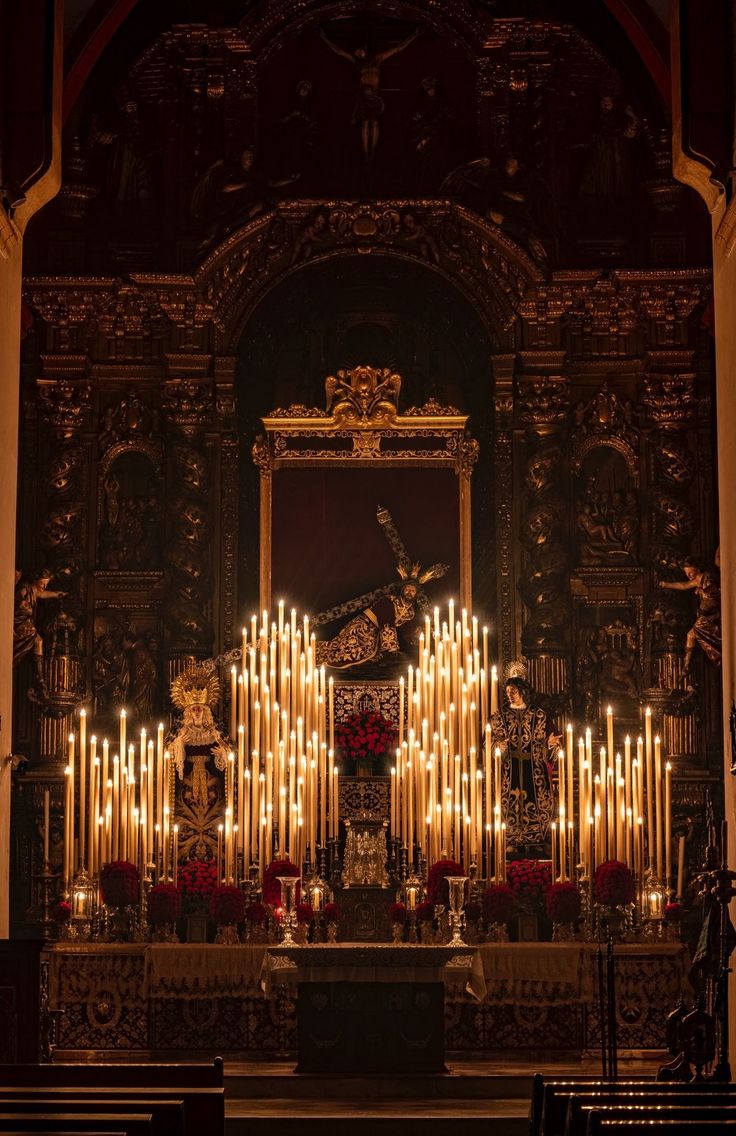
575 442 640 567
234 252 496 618
97 442 163 574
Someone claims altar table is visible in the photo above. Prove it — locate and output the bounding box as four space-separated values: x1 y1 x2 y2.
45 941 688 1058
260 944 486 1073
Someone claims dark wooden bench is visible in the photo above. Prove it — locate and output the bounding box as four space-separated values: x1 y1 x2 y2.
0 1086 221 1136
0 1090 221 1136
0 1115 153 1135
565 1093 736 1136
531 1075 736 1136
0 1102 180 1136
578 1104 736 1136
587 1115 735 1135
0 1062 223 1089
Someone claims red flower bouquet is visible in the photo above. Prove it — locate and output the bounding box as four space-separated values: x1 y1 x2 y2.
426 858 465 906
336 710 396 767
323 902 340 923
210 885 246 925
416 899 435 923
593 860 635 908
296 902 315 924
54 900 72 924
389 901 407 924
483 883 517 926
179 858 218 914
507 859 552 912
464 901 482 924
263 858 300 906
546 881 582 923
100 860 140 907
245 901 267 926
665 902 681 923
148 883 182 926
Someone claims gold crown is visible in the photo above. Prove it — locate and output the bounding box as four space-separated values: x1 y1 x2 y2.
170 663 220 711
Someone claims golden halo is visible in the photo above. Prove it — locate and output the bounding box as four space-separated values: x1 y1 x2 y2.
170 662 220 710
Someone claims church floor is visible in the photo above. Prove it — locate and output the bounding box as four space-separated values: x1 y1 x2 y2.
222 1054 661 1135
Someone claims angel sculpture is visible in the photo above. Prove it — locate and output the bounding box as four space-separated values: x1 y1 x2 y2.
314 504 448 670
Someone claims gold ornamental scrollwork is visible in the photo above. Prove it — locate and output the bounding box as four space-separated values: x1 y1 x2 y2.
325 365 401 427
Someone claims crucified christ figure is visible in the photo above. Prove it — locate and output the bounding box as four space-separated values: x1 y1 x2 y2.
320 26 420 164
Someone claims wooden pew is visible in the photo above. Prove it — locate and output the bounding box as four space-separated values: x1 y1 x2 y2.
0 1061 223 1090
0 1114 153 1135
532 1076 736 1136
0 1102 181 1136
0 1087 221 1136
565 1092 736 1136
587 1114 734 1135
577 1104 736 1136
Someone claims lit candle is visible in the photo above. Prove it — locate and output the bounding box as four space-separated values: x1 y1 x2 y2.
654 734 663 881
676 834 686 899
43 788 50 864
79 710 87 868
665 760 672 893
644 708 653 872
119 709 126 773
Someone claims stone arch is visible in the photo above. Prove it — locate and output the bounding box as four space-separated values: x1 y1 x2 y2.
195 200 545 354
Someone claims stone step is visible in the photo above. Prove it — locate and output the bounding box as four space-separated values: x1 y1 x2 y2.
224 1097 529 1136
225 1069 533 1100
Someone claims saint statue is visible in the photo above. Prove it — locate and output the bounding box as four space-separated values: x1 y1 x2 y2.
169 663 230 863
13 567 67 699
659 555 721 675
489 667 560 854
313 504 448 671
315 576 421 670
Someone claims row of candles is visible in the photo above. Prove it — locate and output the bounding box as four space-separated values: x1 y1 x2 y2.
390 606 681 903
57 599 680 909
549 707 684 901
392 604 503 874
59 604 344 892
228 604 340 875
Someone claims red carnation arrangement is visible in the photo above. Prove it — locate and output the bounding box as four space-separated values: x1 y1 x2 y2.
389 901 408 924
593 860 635 908
426 858 465 906
245 901 267 926
546 881 582 923
336 710 396 766
507 859 552 911
148 883 182 926
210 885 246 925
665 902 681 923
483 883 517 926
296 902 315 924
54 900 72 924
416 899 435 923
464 901 482 924
179 859 218 914
263 858 300 906
323 902 340 923
100 860 140 907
